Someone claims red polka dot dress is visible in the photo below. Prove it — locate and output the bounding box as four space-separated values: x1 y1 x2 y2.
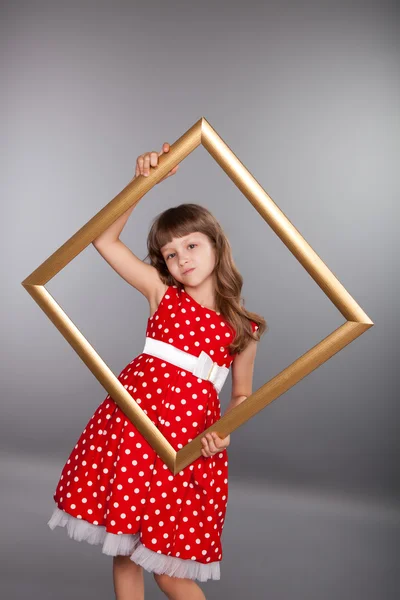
48 284 258 581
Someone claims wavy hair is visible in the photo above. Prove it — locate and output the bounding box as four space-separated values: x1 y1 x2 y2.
143 203 268 354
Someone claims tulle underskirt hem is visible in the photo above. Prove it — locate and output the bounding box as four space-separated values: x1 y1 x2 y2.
48 506 220 581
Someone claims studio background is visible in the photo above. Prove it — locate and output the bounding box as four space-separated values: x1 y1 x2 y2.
3 0 399 598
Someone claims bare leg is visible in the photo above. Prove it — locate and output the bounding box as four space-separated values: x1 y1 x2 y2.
153 573 206 600
113 555 145 600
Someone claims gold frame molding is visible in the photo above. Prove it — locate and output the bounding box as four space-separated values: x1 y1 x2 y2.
21 116 374 475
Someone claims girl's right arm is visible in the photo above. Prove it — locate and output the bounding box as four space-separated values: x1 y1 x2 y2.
92 143 179 302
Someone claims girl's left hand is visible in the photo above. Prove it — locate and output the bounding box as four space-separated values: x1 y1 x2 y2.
201 432 230 457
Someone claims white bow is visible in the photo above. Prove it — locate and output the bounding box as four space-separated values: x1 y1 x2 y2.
192 350 229 393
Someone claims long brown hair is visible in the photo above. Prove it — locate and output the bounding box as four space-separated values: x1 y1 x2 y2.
143 203 268 355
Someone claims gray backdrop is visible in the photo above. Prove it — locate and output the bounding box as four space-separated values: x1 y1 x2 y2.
3 0 399 598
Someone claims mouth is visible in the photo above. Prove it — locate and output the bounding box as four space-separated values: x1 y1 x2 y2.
183 268 195 275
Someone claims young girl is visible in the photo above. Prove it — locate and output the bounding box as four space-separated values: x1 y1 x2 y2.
48 142 267 600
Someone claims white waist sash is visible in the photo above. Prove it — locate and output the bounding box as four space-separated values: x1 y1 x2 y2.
142 337 230 394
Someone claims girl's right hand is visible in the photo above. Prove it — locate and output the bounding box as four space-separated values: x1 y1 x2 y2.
134 142 180 184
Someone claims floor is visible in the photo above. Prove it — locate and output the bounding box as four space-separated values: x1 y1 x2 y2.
2 453 399 600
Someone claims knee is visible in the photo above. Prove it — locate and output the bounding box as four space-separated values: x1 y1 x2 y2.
153 572 175 592
113 555 143 572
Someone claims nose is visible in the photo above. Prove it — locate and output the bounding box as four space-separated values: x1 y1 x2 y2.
179 253 190 265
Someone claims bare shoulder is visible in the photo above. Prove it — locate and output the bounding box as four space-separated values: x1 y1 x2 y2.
148 277 169 319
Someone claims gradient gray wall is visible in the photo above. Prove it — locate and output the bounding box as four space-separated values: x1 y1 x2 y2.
4 0 399 598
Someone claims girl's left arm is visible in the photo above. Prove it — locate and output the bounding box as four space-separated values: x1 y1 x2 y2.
200 338 258 457
225 337 258 415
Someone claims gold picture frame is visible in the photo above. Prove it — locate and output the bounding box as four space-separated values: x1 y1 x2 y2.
21 116 374 475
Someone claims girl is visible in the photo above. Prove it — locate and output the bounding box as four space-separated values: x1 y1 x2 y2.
48 142 267 600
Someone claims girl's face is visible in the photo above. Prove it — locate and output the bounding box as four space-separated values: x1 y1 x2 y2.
160 231 216 287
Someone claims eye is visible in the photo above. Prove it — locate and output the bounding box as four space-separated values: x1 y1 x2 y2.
166 244 196 260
